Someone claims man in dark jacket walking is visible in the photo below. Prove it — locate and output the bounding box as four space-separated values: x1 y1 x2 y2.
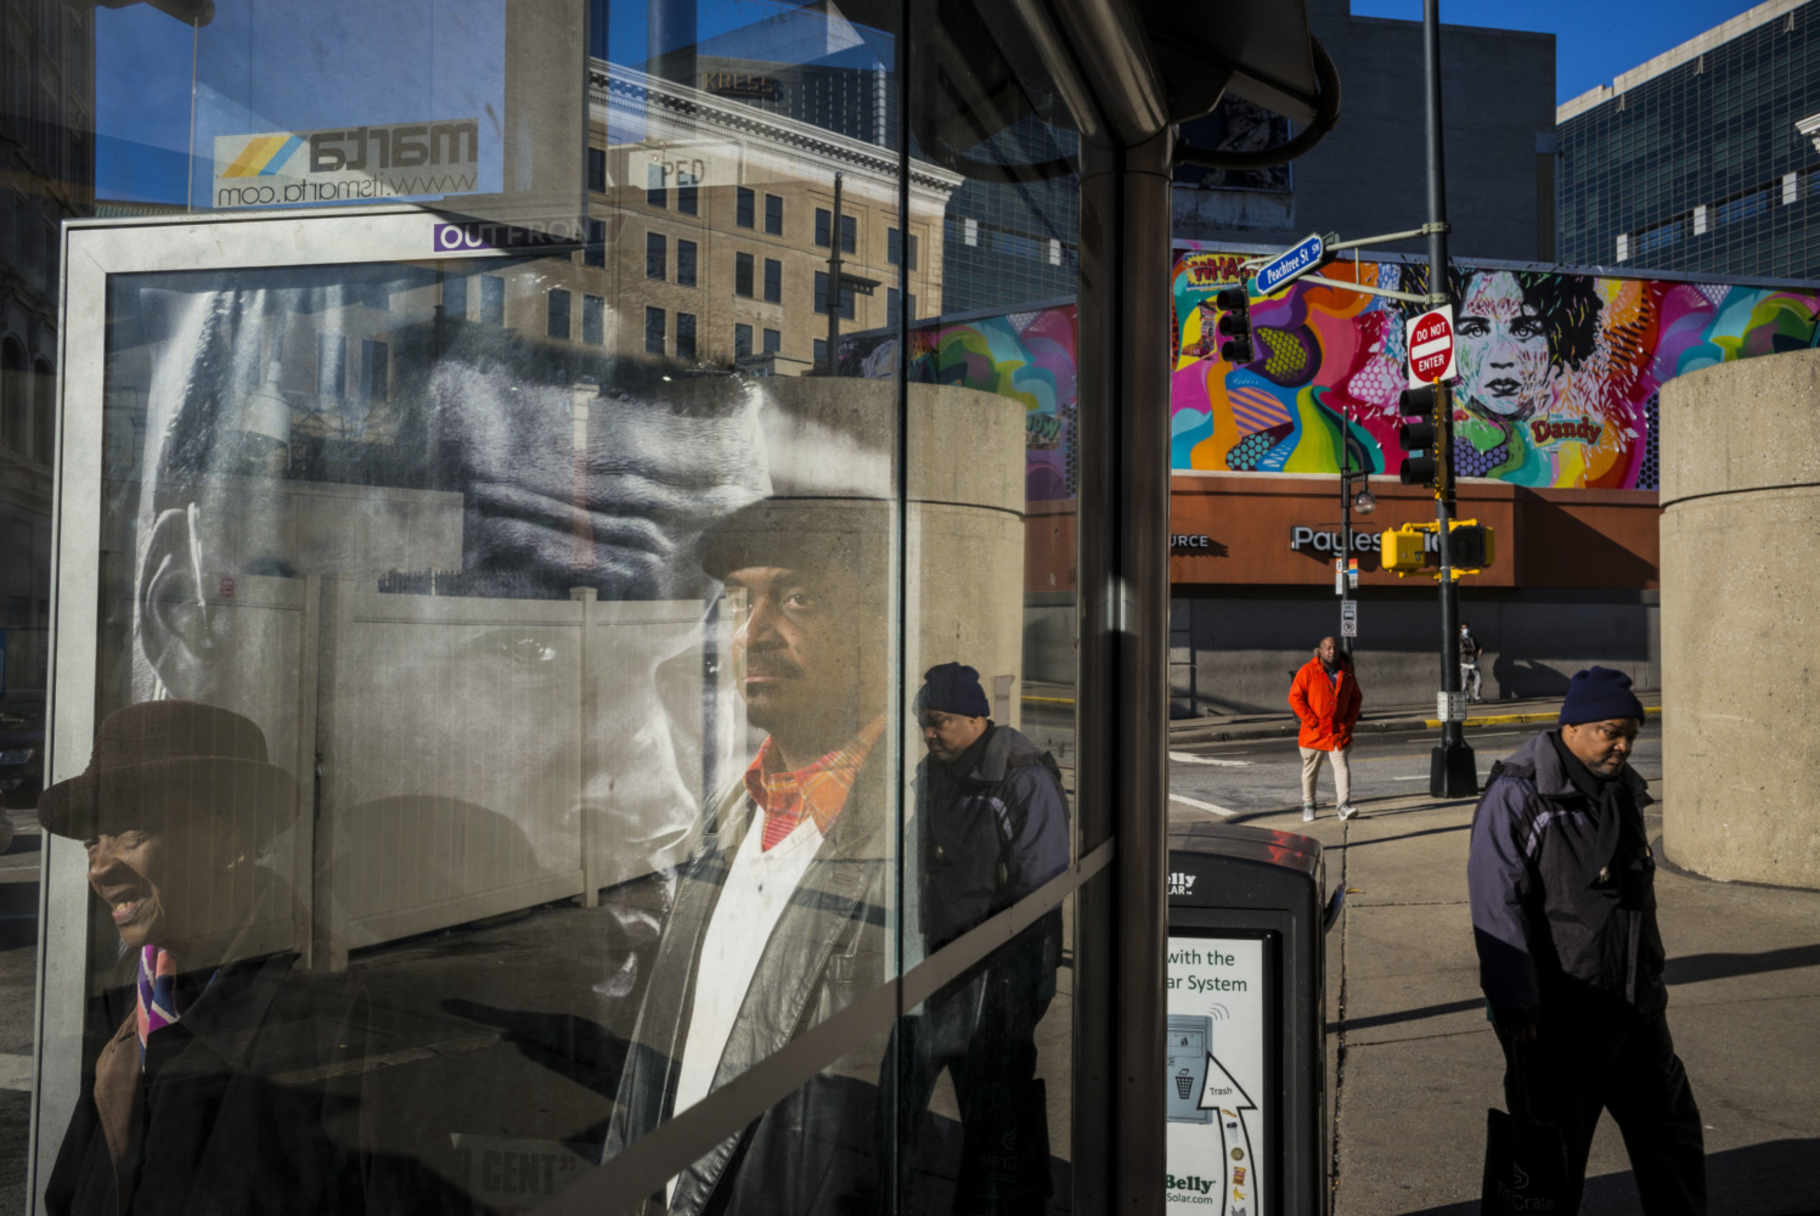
893 662 1069 1213
1468 667 1704 1215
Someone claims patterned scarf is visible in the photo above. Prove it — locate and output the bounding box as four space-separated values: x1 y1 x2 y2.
135 944 180 1066
744 717 885 851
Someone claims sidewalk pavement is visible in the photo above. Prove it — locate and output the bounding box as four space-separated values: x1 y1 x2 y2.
1248 786 1820 1215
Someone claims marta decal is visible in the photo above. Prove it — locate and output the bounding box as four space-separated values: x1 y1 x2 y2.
213 119 480 209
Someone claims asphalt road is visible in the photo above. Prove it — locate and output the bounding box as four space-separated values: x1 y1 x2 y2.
1168 719 1665 822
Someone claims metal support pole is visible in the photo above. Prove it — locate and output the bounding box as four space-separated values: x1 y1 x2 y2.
825 171 844 372
1424 0 1477 797
1339 444 1352 659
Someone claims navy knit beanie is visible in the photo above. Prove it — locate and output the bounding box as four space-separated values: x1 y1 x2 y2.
918 662 991 718
1558 666 1645 726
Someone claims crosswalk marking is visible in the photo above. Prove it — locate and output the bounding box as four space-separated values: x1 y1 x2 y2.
1169 751 1251 767
1168 792 1239 818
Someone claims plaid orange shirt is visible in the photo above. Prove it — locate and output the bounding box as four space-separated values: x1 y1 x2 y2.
744 716 885 851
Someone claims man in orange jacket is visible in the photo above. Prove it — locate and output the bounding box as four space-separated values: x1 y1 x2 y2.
1289 636 1363 822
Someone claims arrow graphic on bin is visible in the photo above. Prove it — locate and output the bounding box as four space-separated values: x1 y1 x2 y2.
1200 1053 1258 1216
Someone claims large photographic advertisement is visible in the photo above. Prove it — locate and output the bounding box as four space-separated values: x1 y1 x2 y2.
1166 934 1271 1215
1171 246 1820 489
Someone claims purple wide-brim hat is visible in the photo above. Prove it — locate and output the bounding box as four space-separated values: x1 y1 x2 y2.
37 700 299 843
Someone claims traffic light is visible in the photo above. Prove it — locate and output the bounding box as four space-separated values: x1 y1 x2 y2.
1449 520 1494 570
1215 286 1253 363
1397 386 1441 487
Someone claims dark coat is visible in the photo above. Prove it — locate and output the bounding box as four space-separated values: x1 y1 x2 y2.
1467 731 1663 1019
44 952 374 1216
914 724 1069 953
603 750 891 1216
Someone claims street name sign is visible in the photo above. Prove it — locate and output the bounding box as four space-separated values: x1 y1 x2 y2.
1252 232 1326 296
1405 304 1457 387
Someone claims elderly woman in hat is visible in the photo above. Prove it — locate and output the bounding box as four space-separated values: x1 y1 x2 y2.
39 700 375 1216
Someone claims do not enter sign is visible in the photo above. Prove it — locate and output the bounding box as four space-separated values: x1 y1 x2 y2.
1405 304 1457 387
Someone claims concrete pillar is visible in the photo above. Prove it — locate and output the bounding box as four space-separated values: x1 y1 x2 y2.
1659 348 1820 887
761 378 1027 727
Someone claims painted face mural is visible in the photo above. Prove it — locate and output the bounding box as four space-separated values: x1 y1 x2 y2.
1454 271 1555 421
1166 245 1820 490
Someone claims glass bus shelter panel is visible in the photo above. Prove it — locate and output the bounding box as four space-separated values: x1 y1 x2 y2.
95 0 588 231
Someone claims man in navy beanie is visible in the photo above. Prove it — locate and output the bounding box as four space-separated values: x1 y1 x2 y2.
887 662 1069 1212
1467 668 1704 1214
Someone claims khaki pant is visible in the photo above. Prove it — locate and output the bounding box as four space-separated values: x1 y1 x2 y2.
1299 744 1351 807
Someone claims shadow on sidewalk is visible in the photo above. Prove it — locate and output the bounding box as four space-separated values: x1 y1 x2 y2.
1397 1135 1820 1215
1664 943 1820 985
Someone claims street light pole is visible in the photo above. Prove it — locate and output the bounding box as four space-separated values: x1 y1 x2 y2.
1424 0 1477 796
825 170 843 372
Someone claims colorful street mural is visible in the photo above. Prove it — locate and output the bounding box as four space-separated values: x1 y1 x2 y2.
1172 247 1820 489
842 304 1079 501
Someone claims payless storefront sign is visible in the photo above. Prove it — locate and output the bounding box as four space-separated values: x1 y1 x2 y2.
213 119 479 208
1288 525 1374 556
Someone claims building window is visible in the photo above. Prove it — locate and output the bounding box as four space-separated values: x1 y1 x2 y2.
763 327 781 354
317 334 347 400
362 339 389 401
765 193 783 235
645 306 665 354
735 323 753 358
479 275 505 324
585 219 606 268
443 275 467 320
646 231 666 280
814 272 854 319
582 294 605 345
763 258 782 303
677 170 699 216
1614 233 1630 262
587 147 606 192
888 287 900 325
736 252 755 297
646 162 666 207
677 312 697 360
677 239 698 287
839 215 856 254
548 288 571 339
736 187 755 228
1048 238 1062 266
887 228 919 269
813 338 828 367
964 217 978 246
815 207 831 247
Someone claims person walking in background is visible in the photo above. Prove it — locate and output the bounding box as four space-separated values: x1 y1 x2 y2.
1289 636 1362 822
892 661 1070 1212
1468 667 1704 1215
1460 622 1484 703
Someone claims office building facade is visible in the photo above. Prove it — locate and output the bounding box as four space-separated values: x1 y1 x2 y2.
1558 0 1820 278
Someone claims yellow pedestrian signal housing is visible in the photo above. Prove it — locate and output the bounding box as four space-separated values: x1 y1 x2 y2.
1380 526 1430 573
1379 520 1496 578
1449 520 1494 572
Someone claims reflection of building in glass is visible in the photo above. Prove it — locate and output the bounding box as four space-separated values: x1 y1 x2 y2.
1 0 96 698
533 62 958 373
1557 0 1820 277
938 117 1080 316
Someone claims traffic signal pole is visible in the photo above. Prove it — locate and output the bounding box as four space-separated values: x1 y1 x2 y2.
1424 0 1477 797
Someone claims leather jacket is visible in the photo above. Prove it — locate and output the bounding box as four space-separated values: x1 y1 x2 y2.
603 751 890 1215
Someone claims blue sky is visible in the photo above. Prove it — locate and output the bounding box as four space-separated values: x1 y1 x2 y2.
96 0 1771 202
1351 0 1767 103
